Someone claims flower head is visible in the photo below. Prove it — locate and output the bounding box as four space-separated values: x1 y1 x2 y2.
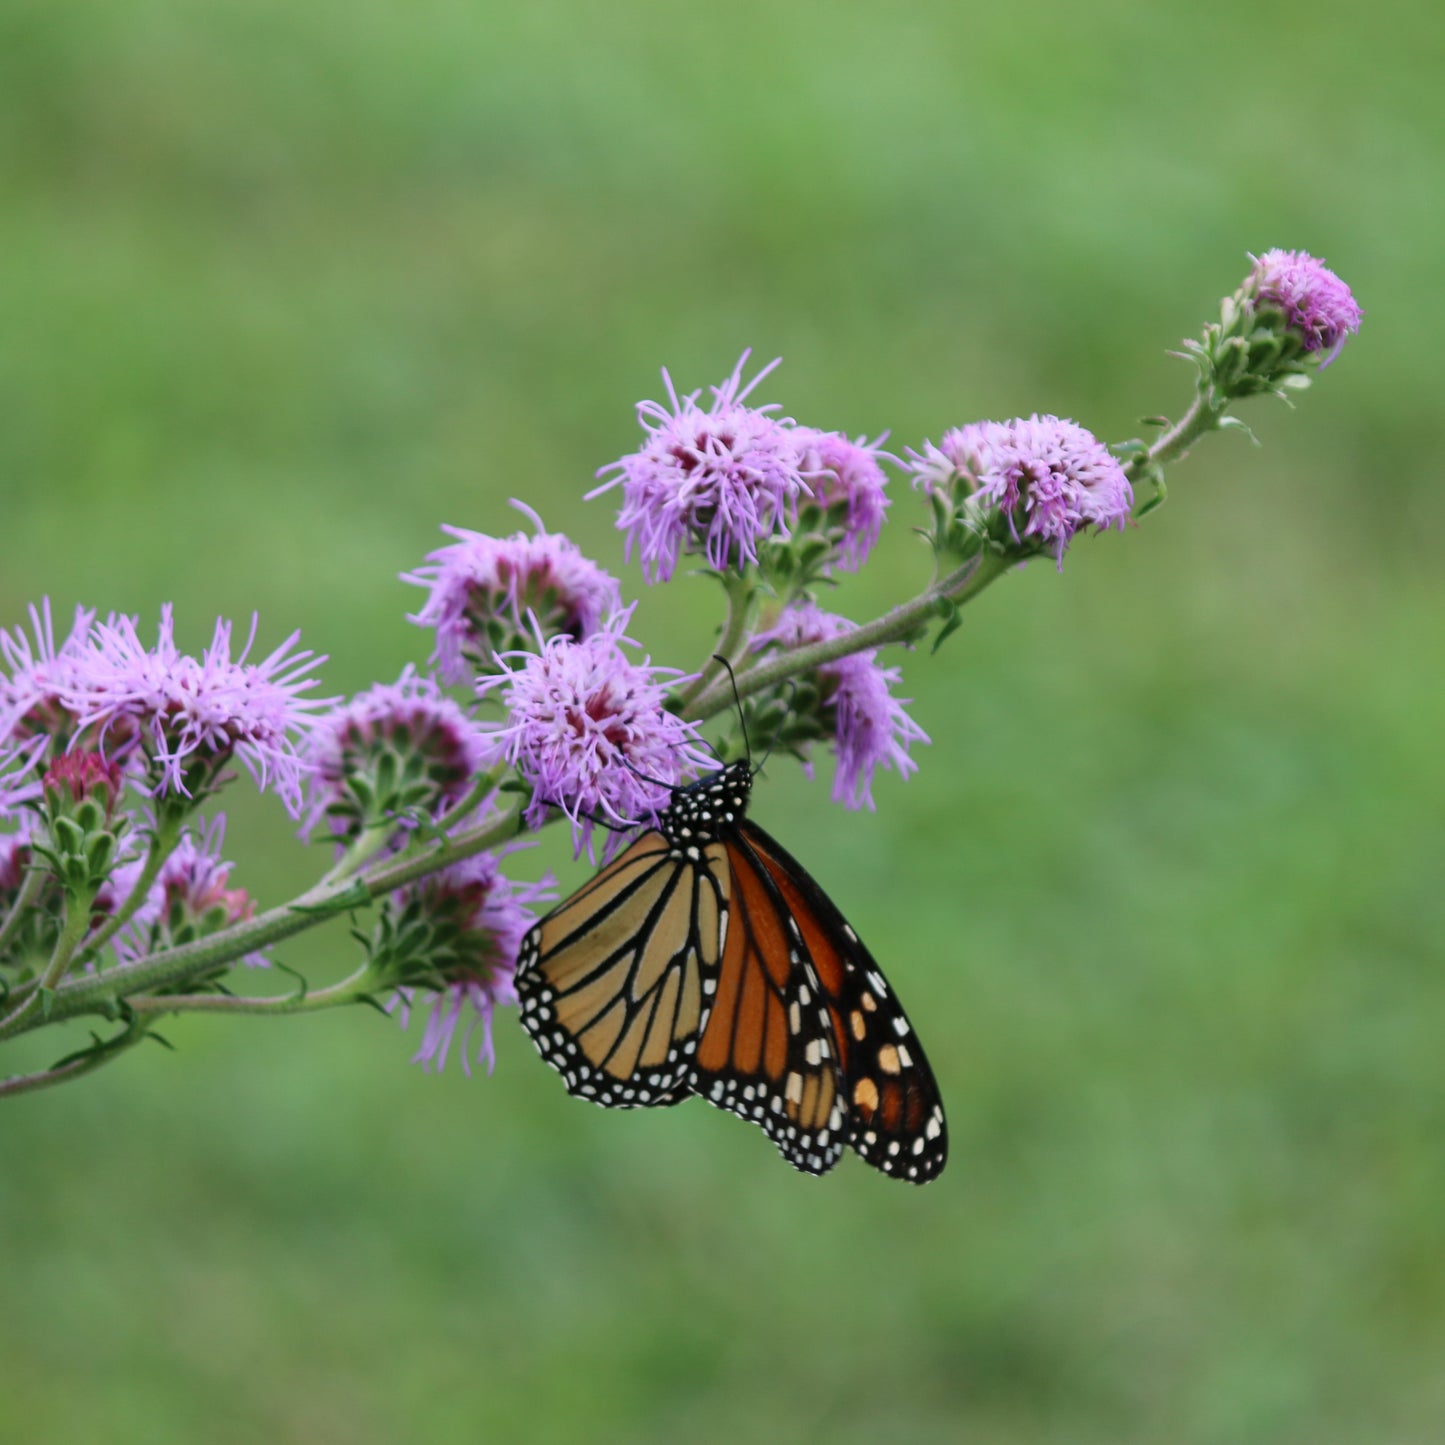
61 606 332 817
389 850 555 1076
478 609 712 857
302 666 494 842
591 351 813 583
109 814 265 966
1246 249 1362 363
754 603 928 810
791 428 892 571
404 505 622 682
911 415 1132 567
0 600 99 743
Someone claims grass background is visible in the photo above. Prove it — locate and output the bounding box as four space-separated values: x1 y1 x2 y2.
2 2 1442 1441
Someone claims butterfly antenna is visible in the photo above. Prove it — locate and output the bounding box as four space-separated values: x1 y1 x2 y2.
711 654 753 771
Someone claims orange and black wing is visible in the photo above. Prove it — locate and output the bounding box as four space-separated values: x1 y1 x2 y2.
726 820 947 1183
516 829 730 1109
688 823 848 1175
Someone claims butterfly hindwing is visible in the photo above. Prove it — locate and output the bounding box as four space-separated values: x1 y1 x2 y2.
688 824 847 1176
739 820 948 1184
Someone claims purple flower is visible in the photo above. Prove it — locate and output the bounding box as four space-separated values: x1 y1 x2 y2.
61 606 332 818
302 665 494 842
590 351 813 583
1246 248 1362 364
911 415 1132 567
389 850 555 1076
792 428 892 571
478 609 713 857
108 814 267 966
0 600 100 742
404 505 622 682
754 603 928 810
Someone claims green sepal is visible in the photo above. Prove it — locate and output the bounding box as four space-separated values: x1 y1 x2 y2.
931 597 963 655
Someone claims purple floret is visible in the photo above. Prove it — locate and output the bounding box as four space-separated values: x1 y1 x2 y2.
591 351 813 583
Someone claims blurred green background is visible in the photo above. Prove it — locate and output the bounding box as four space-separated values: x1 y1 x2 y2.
3 1 1442 1441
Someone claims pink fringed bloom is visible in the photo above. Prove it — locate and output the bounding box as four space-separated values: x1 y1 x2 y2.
108 814 267 967
754 603 928 811
791 428 892 571
0 599 99 742
591 351 813 583
1247 249 1362 364
302 666 494 841
912 415 1132 567
478 609 713 857
390 851 555 1076
61 606 332 818
404 505 622 682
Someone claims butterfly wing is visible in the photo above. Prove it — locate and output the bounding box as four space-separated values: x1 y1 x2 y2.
736 820 948 1184
516 828 730 1109
688 825 848 1177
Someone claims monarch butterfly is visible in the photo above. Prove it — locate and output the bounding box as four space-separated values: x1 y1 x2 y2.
515 759 947 1182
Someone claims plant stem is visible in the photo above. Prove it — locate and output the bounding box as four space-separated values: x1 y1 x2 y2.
82 813 182 957
0 861 44 956
0 882 95 1035
1136 387 1226 475
6 802 521 1035
685 550 1006 722
0 1018 149 1099
678 570 760 708
126 962 374 1018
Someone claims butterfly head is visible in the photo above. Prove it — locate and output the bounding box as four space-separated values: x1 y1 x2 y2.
659 760 753 844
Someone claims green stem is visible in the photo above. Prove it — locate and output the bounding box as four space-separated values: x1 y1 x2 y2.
678 570 761 708
126 962 375 1018
1134 386 1226 477
684 551 1008 723
0 882 96 1035
0 860 44 956
8 802 520 1035
0 1018 149 1099
83 814 183 957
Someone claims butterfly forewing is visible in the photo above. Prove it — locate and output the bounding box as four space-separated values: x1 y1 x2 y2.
516 827 730 1108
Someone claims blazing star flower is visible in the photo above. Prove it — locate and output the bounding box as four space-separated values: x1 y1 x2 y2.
108 814 266 966
301 666 495 842
0 599 100 743
404 505 623 682
590 351 813 583
61 606 332 818
791 428 892 571
912 415 1132 567
478 609 712 857
1246 249 1362 364
389 850 555 1076
754 603 928 810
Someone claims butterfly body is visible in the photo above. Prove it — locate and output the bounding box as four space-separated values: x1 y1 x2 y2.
516 761 947 1182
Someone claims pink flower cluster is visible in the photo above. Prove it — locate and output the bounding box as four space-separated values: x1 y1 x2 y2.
592 352 890 583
